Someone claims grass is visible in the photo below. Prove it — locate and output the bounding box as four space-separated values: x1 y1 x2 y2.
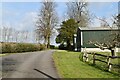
79 52 120 75
0 54 6 57
0 53 17 57
53 50 120 78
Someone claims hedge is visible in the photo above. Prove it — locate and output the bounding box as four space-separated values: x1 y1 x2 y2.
1 42 45 53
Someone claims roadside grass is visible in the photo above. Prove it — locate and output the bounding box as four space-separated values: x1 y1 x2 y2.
0 53 17 57
53 50 120 78
0 54 6 57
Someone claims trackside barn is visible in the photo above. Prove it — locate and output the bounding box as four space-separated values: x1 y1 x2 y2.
74 27 120 52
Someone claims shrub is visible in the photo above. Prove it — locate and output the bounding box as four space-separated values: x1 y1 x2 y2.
2 42 11 53
39 44 46 50
50 45 55 49
59 43 67 50
1 42 45 53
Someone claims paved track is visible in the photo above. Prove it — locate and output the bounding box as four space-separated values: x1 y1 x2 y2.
1 50 59 79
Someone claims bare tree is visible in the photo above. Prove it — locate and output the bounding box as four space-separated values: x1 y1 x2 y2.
100 17 109 28
1 26 32 43
2 27 8 42
19 30 29 43
89 14 120 56
2 27 14 42
13 30 19 42
7 27 13 42
36 0 58 48
0 27 2 42
66 0 90 27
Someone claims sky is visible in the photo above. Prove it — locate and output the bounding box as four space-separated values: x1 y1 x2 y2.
0 1 119 45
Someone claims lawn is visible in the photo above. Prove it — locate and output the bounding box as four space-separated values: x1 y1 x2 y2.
79 52 120 75
52 50 120 78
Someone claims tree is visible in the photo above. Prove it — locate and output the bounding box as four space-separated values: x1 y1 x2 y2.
112 14 120 31
66 0 90 27
0 28 2 42
117 14 120 42
1 26 30 43
2 27 8 42
89 14 120 56
100 17 109 28
35 0 58 48
56 19 79 50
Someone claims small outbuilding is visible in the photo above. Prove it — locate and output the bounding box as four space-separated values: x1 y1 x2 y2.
73 27 120 52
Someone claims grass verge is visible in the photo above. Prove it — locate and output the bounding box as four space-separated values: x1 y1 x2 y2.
0 53 17 57
53 50 119 78
0 54 6 57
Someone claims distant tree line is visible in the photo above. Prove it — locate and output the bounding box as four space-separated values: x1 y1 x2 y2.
0 27 30 43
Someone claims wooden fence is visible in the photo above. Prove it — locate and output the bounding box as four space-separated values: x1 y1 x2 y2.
82 52 120 71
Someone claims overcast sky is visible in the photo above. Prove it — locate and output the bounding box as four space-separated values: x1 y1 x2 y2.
0 2 118 45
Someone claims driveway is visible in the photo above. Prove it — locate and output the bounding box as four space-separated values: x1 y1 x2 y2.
0 50 59 79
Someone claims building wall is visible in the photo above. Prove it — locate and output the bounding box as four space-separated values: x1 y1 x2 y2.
82 30 115 48
81 48 120 52
75 28 120 52
76 28 81 51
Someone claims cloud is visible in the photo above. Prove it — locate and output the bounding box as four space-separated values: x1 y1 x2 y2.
88 2 112 14
0 3 2 27
2 11 38 43
2 11 38 31
17 11 38 31
89 2 118 27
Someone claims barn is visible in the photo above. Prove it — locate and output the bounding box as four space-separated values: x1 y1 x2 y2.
74 27 120 52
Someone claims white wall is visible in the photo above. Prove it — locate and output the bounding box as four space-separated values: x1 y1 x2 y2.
81 48 120 52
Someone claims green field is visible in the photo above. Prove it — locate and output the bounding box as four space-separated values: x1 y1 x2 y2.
53 50 120 78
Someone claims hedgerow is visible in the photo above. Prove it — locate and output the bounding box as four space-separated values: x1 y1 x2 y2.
1 42 45 53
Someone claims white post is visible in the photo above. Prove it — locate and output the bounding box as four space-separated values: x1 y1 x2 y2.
74 34 77 51
83 52 85 61
114 47 116 56
107 58 112 71
109 64 112 71
81 31 83 46
86 53 89 62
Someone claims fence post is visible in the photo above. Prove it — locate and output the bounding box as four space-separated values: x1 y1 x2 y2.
109 64 112 71
82 47 87 62
93 53 96 65
83 52 86 62
107 57 112 71
86 53 88 62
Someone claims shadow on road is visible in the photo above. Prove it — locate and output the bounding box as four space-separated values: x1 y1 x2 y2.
34 68 57 80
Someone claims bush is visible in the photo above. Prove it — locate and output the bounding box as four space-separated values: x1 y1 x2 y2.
59 44 67 50
2 42 11 53
50 45 55 49
39 44 46 50
1 42 45 53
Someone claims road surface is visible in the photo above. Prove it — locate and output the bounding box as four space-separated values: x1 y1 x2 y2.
0 50 59 79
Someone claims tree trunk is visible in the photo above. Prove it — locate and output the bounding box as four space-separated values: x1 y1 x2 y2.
44 36 47 49
47 36 50 49
111 47 116 56
67 39 71 50
111 50 114 56
111 47 117 56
